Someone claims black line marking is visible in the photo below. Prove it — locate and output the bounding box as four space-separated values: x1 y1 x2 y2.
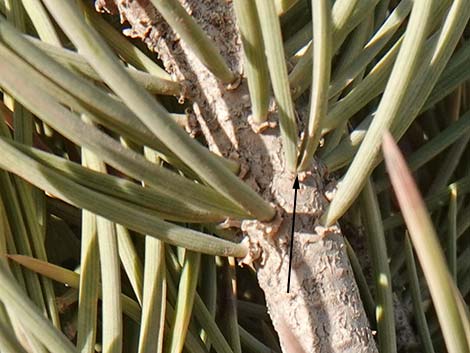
287 176 299 293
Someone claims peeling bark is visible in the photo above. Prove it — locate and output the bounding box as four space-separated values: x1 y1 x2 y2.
94 1 377 352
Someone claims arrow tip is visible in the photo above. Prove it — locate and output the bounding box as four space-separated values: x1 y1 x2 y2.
293 176 300 189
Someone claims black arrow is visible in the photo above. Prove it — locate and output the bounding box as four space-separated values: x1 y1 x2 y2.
287 176 299 293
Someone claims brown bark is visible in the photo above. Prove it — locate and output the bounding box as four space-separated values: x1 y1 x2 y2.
94 1 377 352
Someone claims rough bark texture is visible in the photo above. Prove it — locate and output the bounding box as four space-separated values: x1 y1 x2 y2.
94 1 378 352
